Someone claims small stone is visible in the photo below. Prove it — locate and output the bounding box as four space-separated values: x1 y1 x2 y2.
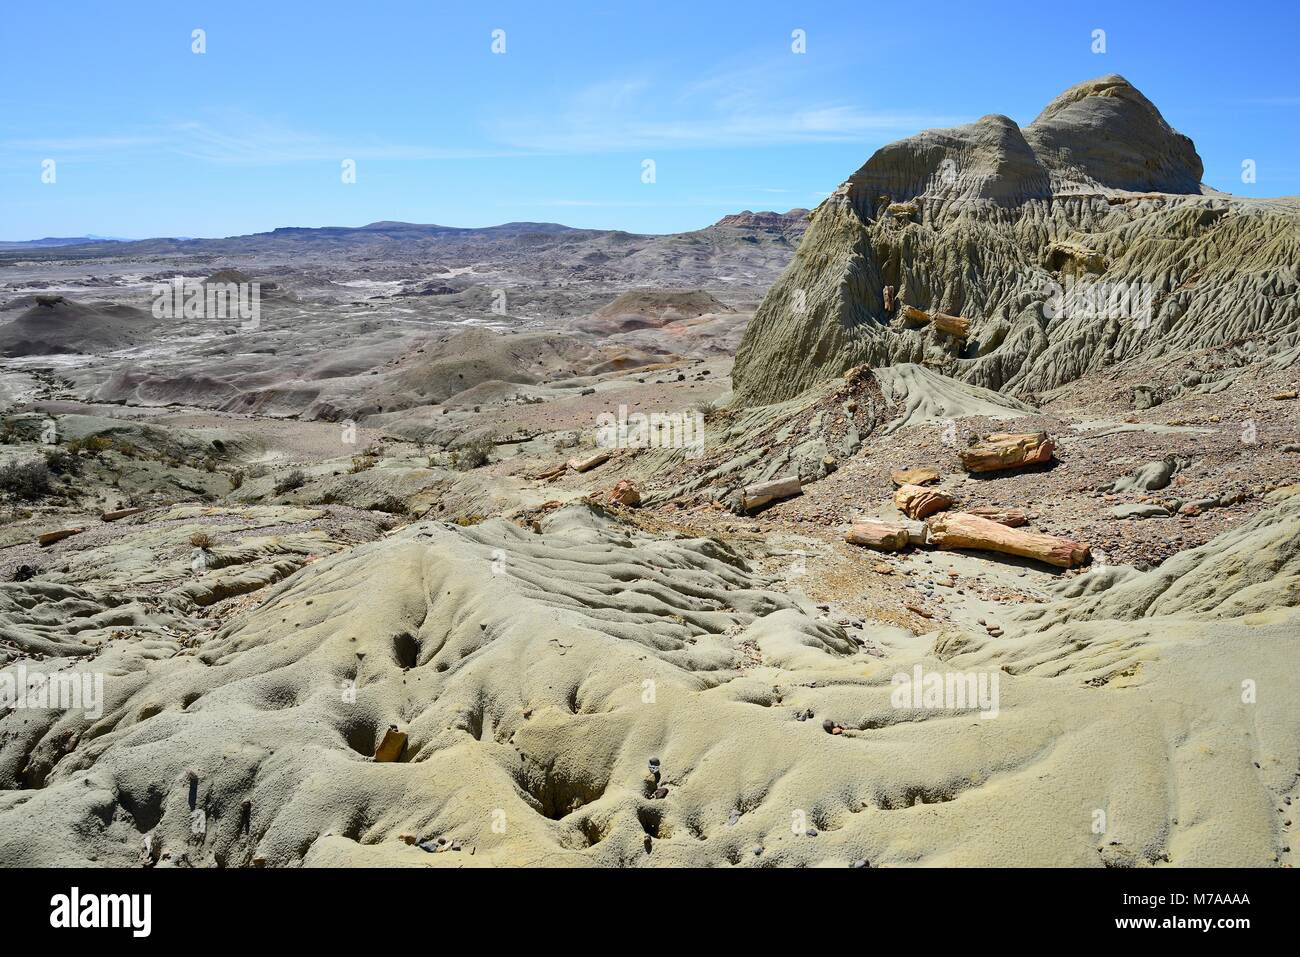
653 787 668 800
373 726 407 762
851 858 869 869
806 828 819 837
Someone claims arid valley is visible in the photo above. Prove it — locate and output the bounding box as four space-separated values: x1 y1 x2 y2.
2 74 1298 874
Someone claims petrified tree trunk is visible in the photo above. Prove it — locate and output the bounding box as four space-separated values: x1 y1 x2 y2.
932 312 971 339
960 432 1055 473
893 483 953 519
965 506 1029 527
845 520 909 551
927 512 1089 568
567 450 612 473
38 527 85 547
101 507 147 522
742 476 801 512
901 519 929 546
899 304 970 339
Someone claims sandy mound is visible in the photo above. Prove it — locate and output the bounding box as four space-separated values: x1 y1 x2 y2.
0 296 160 357
598 310 754 360
310 326 666 420
579 289 735 334
2 496 1295 866
639 363 1033 507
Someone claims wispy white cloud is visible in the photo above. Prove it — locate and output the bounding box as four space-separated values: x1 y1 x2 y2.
3 134 166 154
486 58 965 152
1 113 522 166
1 58 966 169
166 114 521 164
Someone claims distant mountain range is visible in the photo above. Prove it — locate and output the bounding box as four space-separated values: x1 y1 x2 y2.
0 210 811 287
0 235 131 249
0 211 808 258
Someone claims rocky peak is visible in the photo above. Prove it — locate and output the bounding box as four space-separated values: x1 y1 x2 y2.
846 75 1203 212
1024 74 1203 194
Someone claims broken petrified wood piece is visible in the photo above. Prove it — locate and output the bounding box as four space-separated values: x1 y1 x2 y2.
566 450 612 473
373 725 408 762
959 431 1055 473
926 512 1089 568
965 506 1029 527
899 304 970 339
890 466 940 487
742 476 801 512
608 480 642 507
893 483 953 520
101 507 147 522
38 527 85 547
844 520 910 551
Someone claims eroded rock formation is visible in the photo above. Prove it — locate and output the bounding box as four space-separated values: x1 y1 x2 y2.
732 75 1300 406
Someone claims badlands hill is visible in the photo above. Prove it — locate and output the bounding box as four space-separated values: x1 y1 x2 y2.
732 75 1300 406
0 295 160 357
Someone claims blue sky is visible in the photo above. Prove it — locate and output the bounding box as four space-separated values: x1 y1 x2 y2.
1 0 1296 239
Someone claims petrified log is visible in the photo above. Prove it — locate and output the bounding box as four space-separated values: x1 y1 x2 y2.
742 476 801 512
960 432 1055 473
101 507 146 522
899 304 970 339
900 303 930 324
566 450 612 473
932 312 971 339
894 483 953 520
901 519 929 546
965 506 1029 527
38 527 85 547
927 512 1089 568
844 520 909 552
890 466 940 487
